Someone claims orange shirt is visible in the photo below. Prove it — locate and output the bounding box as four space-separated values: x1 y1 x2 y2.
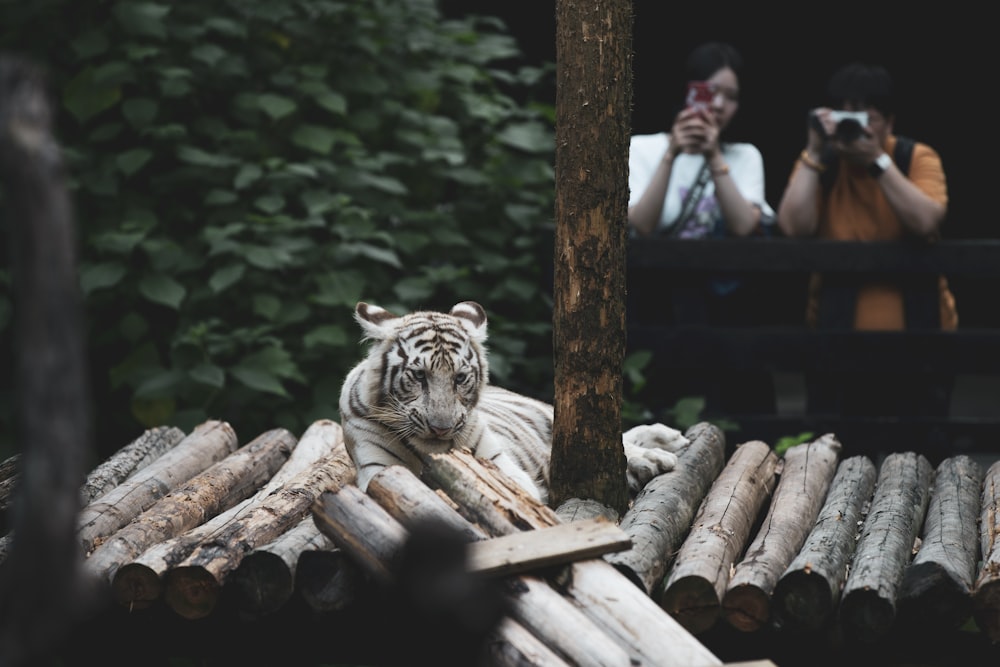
799 135 957 330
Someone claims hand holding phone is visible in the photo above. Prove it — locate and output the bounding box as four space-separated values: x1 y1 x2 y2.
686 81 714 111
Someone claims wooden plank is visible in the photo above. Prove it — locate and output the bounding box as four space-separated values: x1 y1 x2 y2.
973 460 1000 642
467 517 631 577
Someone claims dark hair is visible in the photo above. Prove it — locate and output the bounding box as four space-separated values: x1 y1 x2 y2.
827 63 894 118
683 42 744 85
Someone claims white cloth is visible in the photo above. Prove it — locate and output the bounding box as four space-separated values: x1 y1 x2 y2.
628 132 775 237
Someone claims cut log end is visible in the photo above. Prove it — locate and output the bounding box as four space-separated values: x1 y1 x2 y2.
163 566 221 620
771 570 835 633
111 563 162 611
973 579 1000 643
839 588 895 644
659 574 721 635
898 561 972 631
227 552 293 617
722 583 770 633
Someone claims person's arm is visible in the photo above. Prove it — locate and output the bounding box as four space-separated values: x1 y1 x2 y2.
706 148 762 237
628 146 678 237
870 152 946 238
777 108 831 237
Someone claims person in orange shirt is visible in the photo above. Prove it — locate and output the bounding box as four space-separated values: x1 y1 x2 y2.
777 62 956 416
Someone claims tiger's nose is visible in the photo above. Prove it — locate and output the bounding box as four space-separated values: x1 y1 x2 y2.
428 423 451 438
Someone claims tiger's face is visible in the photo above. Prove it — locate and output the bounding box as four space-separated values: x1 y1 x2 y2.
356 301 489 454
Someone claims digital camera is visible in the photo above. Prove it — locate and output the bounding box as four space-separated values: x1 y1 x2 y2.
828 110 869 142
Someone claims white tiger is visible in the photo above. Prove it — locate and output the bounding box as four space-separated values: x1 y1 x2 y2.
339 301 688 503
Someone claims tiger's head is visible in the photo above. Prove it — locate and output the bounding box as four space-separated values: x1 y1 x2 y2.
354 301 489 454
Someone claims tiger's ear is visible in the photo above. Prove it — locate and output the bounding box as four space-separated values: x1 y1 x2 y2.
355 302 399 340
450 301 488 343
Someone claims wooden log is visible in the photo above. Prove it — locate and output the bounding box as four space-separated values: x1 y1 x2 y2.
487 616 573 667
898 455 984 631
0 454 21 512
84 428 296 584
161 427 354 619
81 425 186 505
722 434 842 632
771 455 877 632
77 420 239 554
606 422 726 594
973 460 1000 642
660 440 779 635
839 451 934 644
111 418 344 610
317 479 638 666
295 544 365 614
374 457 723 665
227 514 328 619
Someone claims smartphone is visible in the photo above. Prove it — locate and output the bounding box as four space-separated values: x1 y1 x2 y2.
686 81 714 111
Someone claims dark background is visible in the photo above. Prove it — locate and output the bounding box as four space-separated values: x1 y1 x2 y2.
446 3 990 240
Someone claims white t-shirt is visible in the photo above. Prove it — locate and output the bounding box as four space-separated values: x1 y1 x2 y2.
628 132 775 237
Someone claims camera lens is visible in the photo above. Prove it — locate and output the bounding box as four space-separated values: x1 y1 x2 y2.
835 119 863 142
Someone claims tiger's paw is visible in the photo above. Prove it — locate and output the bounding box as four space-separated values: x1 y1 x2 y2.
623 424 688 494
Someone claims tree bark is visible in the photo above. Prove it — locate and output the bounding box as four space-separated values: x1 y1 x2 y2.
973 460 1000 642
81 425 186 506
487 616 574 667
722 434 842 632
549 0 633 514
606 422 726 594
160 432 355 619
110 418 341 611
898 455 984 631
77 419 239 554
0 54 94 667
771 455 877 633
839 451 933 644
659 440 779 635
84 428 296 584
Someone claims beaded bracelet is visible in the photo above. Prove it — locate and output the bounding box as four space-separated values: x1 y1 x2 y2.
799 150 826 173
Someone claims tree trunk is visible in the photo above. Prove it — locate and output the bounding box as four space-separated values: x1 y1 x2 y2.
84 428 296 584
659 440 779 635
839 451 933 644
77 419 239 554
898 455 984 631
722 434 842 632
605 422 726 594
0 55 94 667
549 0 633 514
770 455 877 632
973 459 1000 642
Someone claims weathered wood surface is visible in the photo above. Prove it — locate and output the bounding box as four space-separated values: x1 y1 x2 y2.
111 418 339 610
77 420 239 554
488 616 574 667
80 426 186 506
161 427 354 619
973 459 1000 642
771 455 877 632
84 428 296 584
839 451 934 644
722 434 842 632
227 514 330 619
660 440 779 635
898 455 984 631
606 422 726 594
405 450 723 666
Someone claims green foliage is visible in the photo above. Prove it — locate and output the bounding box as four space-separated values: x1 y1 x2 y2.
774 431 815 456
0 0 556 450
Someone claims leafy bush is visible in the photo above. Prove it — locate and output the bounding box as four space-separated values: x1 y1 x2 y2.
0 0 556 454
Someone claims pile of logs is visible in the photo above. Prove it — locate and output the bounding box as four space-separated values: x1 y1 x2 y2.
1 417 999 664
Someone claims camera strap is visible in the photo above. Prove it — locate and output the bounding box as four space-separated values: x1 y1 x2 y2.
667 161 711 237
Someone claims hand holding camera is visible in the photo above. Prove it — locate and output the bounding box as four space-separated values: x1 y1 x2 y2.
808 108 880 165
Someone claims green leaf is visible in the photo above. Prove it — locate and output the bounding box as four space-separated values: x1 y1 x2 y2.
290 125 337 154
253 194 285 214
209 264 245 293
205 189 238 206
177 146 238 168
253 294 282 320
139 274 186 309
257 94 297 120
189 364 225 389
63 66 121 123
121 98 159 128
497 121 554 153
357 173 408 195
315 92 347 115
116 148 153 175
245 246 293 270
80 262 128 294
134 369 186 399
303 325 349 349
113 3 171 39
71 30 109 59
230 367 289 397
191 44 227 68
234 164 263 190
92 230 147 255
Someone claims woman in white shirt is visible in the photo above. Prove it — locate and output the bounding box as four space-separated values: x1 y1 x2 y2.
628 42 774 239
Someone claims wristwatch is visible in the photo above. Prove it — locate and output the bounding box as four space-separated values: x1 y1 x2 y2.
869 152 892 178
